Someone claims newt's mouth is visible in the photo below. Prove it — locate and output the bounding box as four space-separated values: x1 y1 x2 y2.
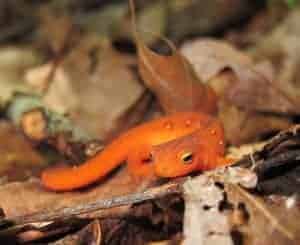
154 162 186 178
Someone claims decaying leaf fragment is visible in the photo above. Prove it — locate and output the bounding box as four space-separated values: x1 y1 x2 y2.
226 184 299 245
129 0 217 115
218 102 291 145
181 39 294 144
222 123 300 245
181 39 297 114
48 219 102 245
183 176 233 245
0 47 42 105
0 121 45 181
254 8 300 111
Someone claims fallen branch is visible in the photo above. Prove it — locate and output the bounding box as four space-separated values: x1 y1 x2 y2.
254 149 300 179
3 180 183 226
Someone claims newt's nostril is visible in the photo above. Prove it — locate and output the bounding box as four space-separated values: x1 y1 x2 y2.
142 153 153 164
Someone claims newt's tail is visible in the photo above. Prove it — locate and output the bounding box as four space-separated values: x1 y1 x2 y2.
41 142 127 191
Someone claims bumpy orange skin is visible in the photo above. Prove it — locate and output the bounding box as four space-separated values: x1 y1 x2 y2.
153 119 229 177
41 112 230 191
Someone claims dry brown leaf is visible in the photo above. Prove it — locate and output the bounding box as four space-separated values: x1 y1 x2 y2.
181 39 252 82
219 124 300 245
181 39 297 114
0 175 183 244
0 167 152 219
0 121 45 181
27 36 149 142
224 67 296 114
37 9 79 56
218 101 291 145
181 39 294 144
226 184 300 245
16 219 101 244
137 43 217 114
50 220 102 245
254 8 300 111
129 0 217 115
63 39 148 141
101 194 183 245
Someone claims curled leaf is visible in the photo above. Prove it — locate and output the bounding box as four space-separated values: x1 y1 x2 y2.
129 0 217 115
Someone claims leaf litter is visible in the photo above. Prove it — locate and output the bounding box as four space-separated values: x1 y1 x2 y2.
1 1 300 244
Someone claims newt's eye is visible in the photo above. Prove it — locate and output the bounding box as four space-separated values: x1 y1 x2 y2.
181 152 193 164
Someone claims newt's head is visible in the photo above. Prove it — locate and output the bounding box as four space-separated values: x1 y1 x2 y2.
152 121 226 177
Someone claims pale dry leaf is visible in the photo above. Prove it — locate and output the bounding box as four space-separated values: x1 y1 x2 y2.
226 184 300 245
254 8 300 110
227 141 266 160
183 175 233 245
181 39 297 114
181 39 252 82
0 47 42 104
36 37 147 141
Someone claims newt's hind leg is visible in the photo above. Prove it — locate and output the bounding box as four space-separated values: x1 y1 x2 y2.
127 145 155 177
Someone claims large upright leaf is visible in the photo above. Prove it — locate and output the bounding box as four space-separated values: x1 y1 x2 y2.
129 0 217 115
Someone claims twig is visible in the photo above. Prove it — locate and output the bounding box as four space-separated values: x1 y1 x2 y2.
262 124 300 153
4 181 183 226
254 149 300 179
232 124 300 169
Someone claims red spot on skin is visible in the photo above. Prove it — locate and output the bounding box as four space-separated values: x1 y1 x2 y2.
210 129 216 135
164 121 173 129
185 119 192 127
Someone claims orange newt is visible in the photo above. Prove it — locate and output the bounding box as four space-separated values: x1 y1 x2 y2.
152 119 230 177
41 112 230 191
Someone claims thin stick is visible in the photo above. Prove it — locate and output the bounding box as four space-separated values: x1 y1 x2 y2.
4 181 183 226
254 149 300 178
